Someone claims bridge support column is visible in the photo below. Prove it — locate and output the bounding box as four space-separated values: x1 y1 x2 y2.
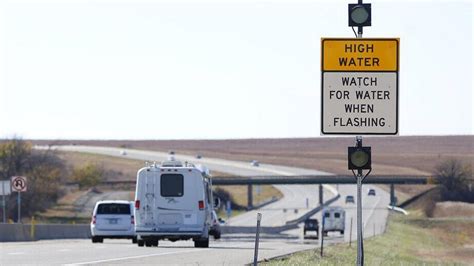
390 184 395 206
247 184 253 210
319 184 323 205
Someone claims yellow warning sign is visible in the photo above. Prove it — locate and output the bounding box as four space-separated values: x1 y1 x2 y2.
322 38 399 71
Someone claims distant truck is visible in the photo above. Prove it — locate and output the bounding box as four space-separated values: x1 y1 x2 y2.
303 218 319 239
134 160 219 248
322 207 345 236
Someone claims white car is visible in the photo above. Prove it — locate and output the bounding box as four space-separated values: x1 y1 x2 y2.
120 150 127 156
90 200 136 243
250 160 260 167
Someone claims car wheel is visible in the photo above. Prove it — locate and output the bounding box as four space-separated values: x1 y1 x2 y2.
137 240 145 247
145 240 152 247
214 232 221 240
152 240 159 247
132 237 137 244
341 230 344 235
194 238 209 248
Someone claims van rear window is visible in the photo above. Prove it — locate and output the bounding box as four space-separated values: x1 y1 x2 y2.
161 174 184 197
97 204 130 215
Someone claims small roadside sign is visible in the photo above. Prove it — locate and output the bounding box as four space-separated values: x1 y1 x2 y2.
11 176 27 192
0 181 11 196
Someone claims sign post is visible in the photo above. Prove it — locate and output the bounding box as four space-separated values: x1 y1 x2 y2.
321 2 399 266
253 213 262 266
0 181 11 223
11 176 27 223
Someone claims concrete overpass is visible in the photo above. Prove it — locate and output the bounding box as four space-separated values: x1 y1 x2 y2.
211 175 428 209
95 175 429 210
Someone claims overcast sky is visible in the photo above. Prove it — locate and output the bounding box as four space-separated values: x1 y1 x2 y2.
0 0 472 140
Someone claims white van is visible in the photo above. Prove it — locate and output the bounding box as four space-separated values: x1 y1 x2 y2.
322 206 345 236
134 161 218 248
90 200 136 243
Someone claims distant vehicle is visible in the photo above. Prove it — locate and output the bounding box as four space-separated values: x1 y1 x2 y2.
303 218 319 239
368 189 376 196
196 154 202 159
168 150 175 155
120 150 127 156
345 195 355 203
250 160 260 167
322 207 345 236
134 161 219 248
90 200 136 243
209 211 221 239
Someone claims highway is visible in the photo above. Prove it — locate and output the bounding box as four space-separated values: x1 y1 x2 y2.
0 145 391 265
47 145 338 227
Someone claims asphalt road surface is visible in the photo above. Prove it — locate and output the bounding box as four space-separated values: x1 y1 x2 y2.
4 145 391 265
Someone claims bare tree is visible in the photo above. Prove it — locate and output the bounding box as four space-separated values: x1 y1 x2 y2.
0 138 66 219
434 159 473 203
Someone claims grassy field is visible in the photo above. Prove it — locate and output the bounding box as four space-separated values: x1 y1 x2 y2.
263 214 474 265
34 136 474 199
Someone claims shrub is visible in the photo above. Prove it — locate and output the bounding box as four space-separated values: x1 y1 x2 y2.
434 159 473 203
0 138 65 219
70 163 104 189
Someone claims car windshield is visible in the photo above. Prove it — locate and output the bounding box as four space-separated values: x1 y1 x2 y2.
97 203 131 215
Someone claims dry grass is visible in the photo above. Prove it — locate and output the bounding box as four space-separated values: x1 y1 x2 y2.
57 151 143 181
434 201 474 218
215 185 282 208
35 136 473 175
34 136 473 199
265 215 474 265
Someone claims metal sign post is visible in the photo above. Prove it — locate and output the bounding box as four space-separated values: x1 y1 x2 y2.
350 137 372 266
320 1 398 265
253 213 262 266
320 210 325 257
17 191 21 223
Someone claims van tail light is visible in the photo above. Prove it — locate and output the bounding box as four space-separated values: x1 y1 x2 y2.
131 215 135 225
135 200 140 209
198 200 205 210
92 215 96 225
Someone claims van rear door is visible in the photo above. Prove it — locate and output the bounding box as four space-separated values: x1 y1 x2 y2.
95 203 132 231
155 172 203 228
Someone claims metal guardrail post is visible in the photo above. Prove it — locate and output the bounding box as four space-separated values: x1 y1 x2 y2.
253 213 262 266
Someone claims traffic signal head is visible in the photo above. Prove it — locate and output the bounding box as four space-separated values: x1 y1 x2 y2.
348 3 371 27
348 146 371 170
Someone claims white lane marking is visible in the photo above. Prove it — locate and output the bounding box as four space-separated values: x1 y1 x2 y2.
63 250 202 265
64 243 250 265
7 252 26 255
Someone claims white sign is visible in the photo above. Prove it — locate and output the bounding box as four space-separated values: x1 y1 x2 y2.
322 72 398 135
0 181 11 196
11 176 27 192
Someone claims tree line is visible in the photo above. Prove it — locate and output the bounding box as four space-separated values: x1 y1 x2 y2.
0 138 104 222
